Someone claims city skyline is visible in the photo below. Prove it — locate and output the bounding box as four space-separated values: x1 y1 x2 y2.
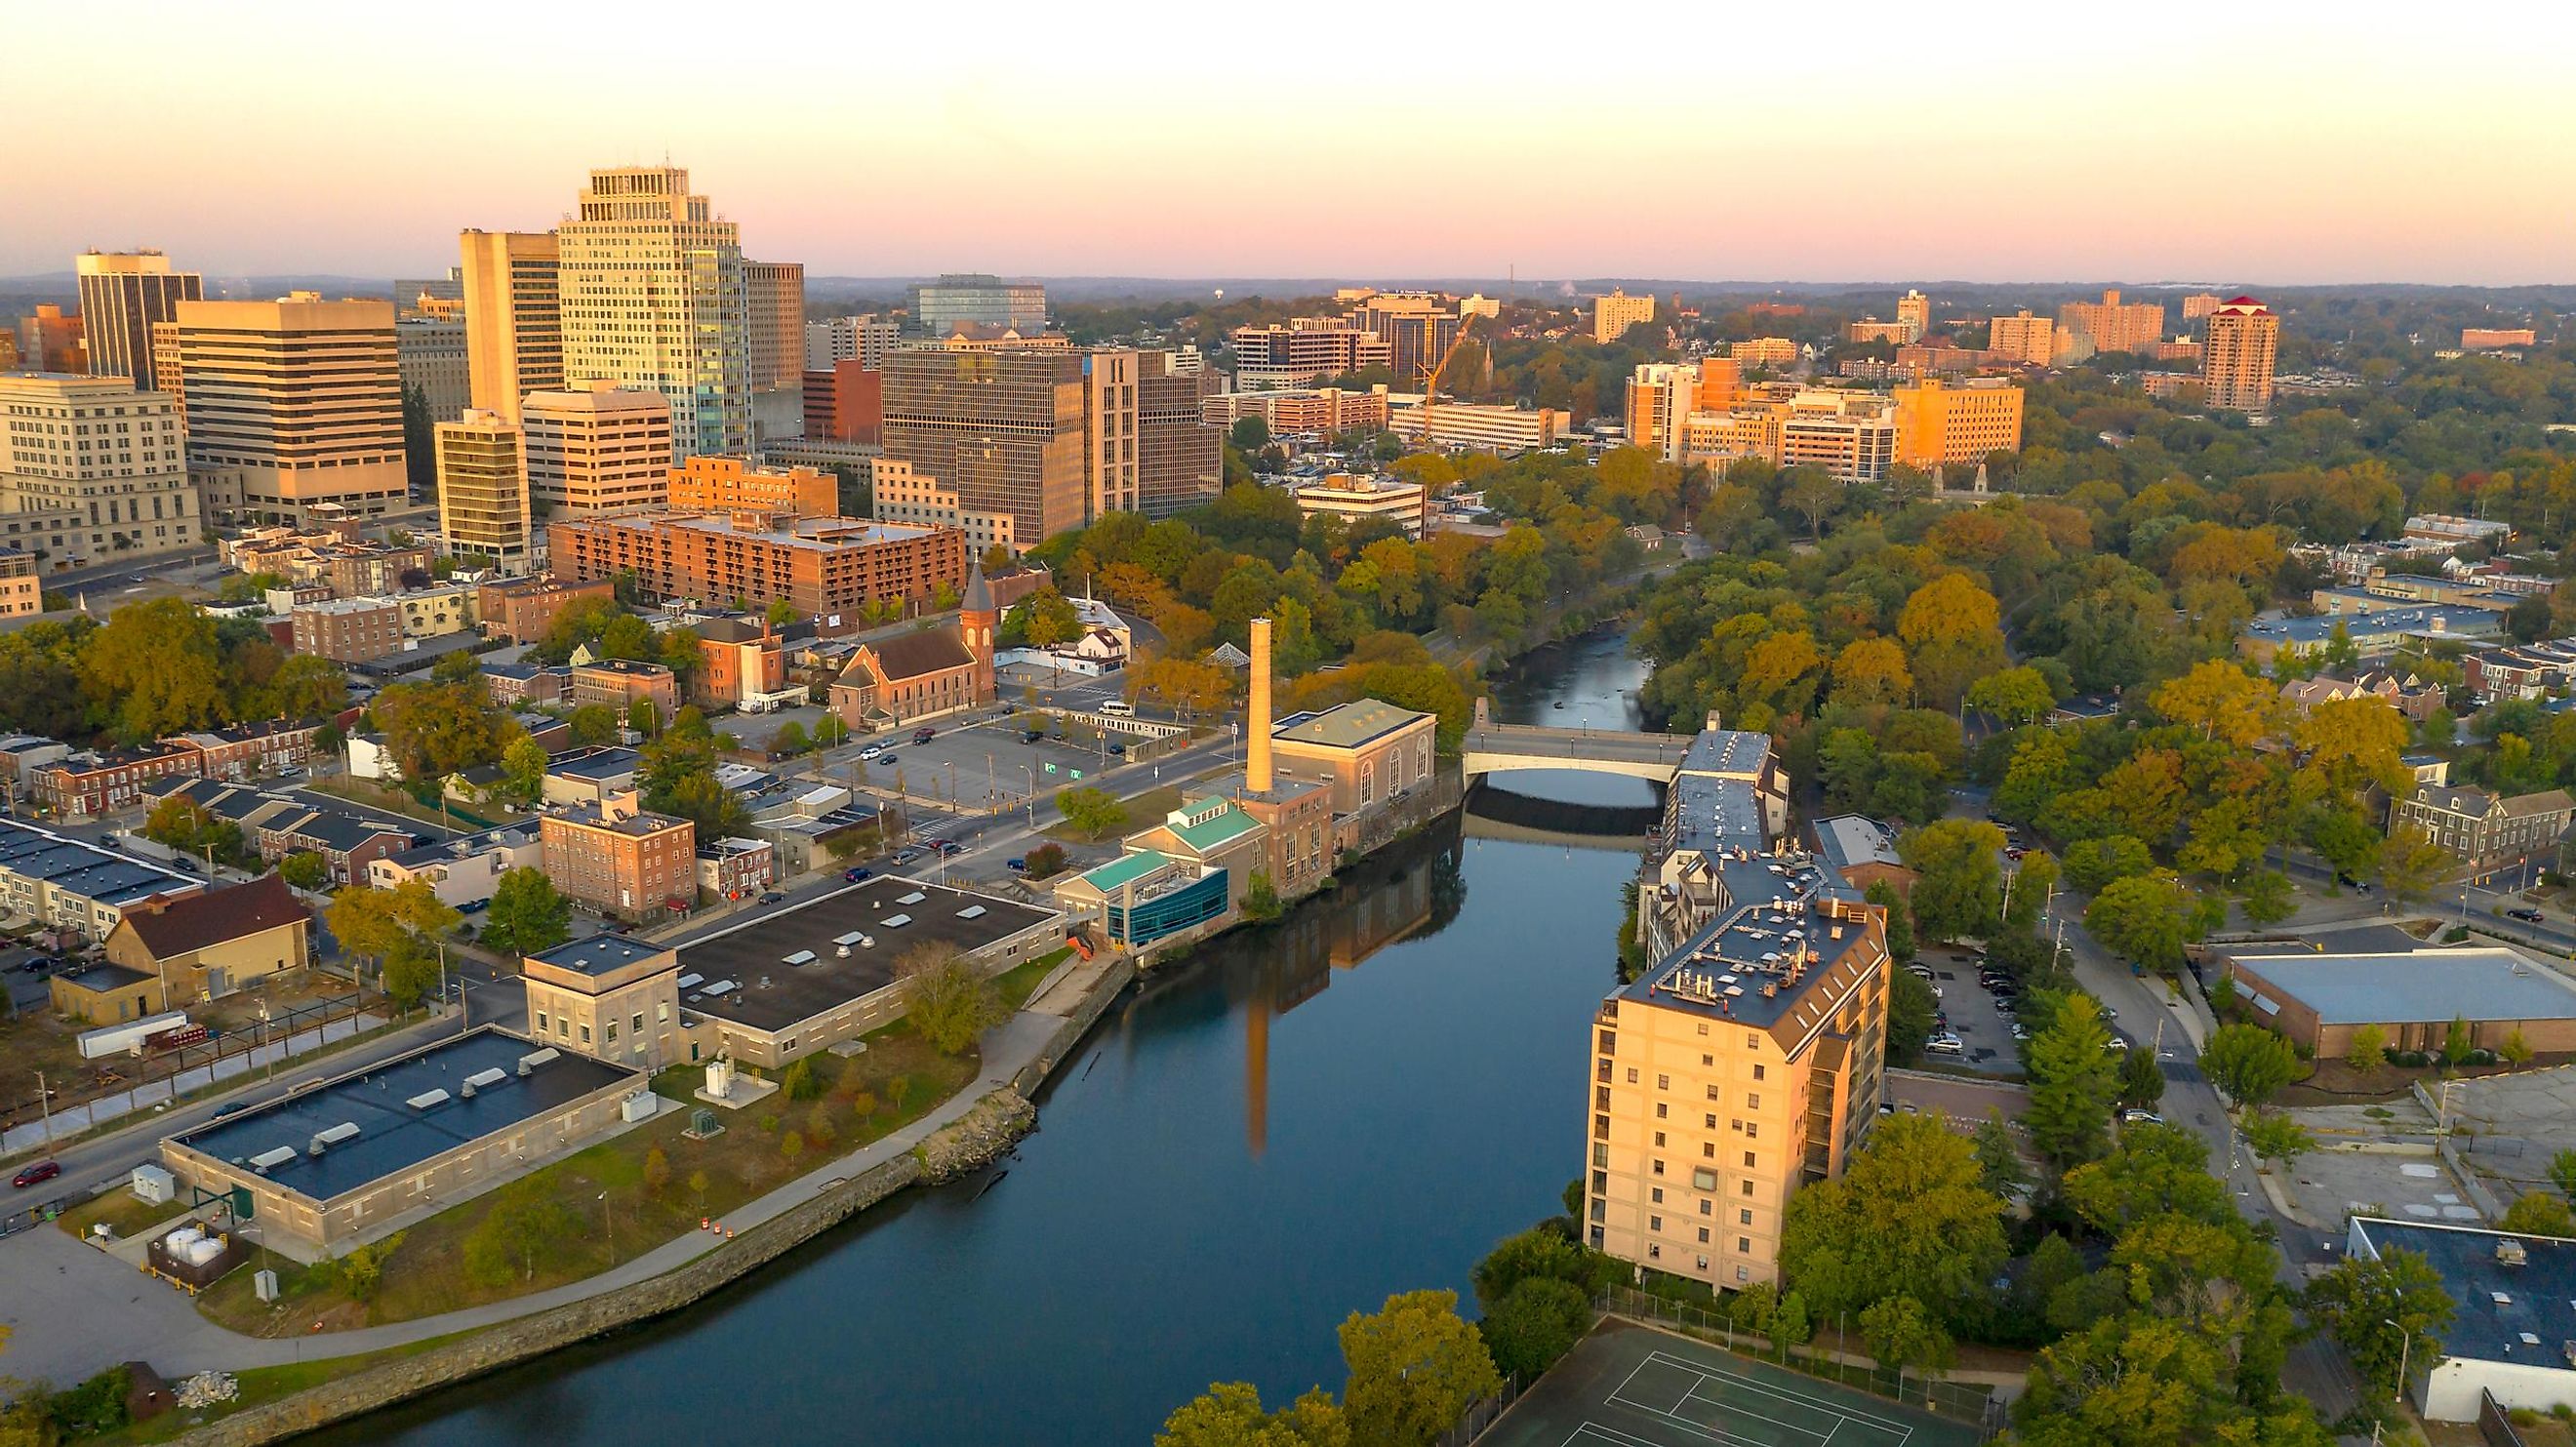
14 4 2574 286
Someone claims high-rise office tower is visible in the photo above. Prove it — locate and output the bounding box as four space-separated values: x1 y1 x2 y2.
0 373 201 564
434 409 533 568
1347 293 1462 390
521 382 673 515
805 314 900 372
556 167 746 461
906 274 1047 338
459 229 563 424
1084 350 1223 520
2201 297 2280 413
881 348 1086 544
745 260 805 443
397 317 469 423
75 251 202 389
15 306 85 375
175 294 407 524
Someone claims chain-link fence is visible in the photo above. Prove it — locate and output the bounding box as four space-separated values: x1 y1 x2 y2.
1431 1376 1524 1447
1598 1286 2006 1439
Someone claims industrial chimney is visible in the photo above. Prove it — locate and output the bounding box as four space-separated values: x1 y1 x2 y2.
1248 616 1274 793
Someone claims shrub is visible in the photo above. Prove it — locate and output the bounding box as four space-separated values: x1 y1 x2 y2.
782 1055 825 1101
2392 1050 2432 1068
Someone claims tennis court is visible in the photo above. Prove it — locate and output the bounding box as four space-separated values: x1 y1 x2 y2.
1481 1320 1984 1447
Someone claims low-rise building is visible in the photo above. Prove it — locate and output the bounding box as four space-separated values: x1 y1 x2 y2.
665 455 838 517
521 934 685 1069
2393 782 2575 880
541 745 642 806
367 824 543 909
2405 513 2513 548
1291 473 1427 539
292 596 404 663
255 808 418 884
1056 849 1233 949
1808 815 1913 898
49 963 167 1026
2347 1217 2576 1421
570 659 679 725
2225 943 2576 1057
30 744 203 819
696 836 776 903
690 617 798 710
0 548 40 619
1385 396 1569 453
480 661 570 706
1268 698 1439 819
0 736 70 804
475 576 615 644
390 583 479 640
0 817 202 941
171 720 327 784
541 790 696 923
2468 639 2576 703
101 873 313 1003
2238 603 2505 667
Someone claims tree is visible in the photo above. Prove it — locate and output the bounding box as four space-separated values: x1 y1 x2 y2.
897 944 1005 1055
2025 992 2117 1168
2084 871 2207 974
278 851 329 891
1770 1289 1812 1359
1886 970 1937 1066
1470 1227 1611 1312
382 936 445 1011
501 737 548 803
2440 1014 2475 1069
2377 823 2454 902
1479 1277 1592 1381
1778 1114 2008 1332
566 704 620 747
1054 785 1129 841
1865 881 1914 963
766 596 797 627
771 720 810 756
2201 1024 2301 1112
1240 869 1283 922
1965 664 2055 724
1338 1289 1502 1447
324 1229 405 1305
642 1146 671 1198
265 652 351 720
1898 819 2006 943
2061 1124 2234 1234
81 597 229 743
2500 1193 2576 1237
2117 1046 2166 1110
463 1188 577 1285
371 679 513 782
2553 1149 2576 1201
2345 1023 2389 1072
1156 1383 1347 1447
2062 835 2153 894
2151 660 2280 747
627 696 659 738
2240 1112 2314 1173
1971 1110 2031 1200
2232 869 2295 928
1858 1294 1952 1387
815 712 850 749
482 866 572 958
1023 842 1068 880
2305 1246 2453 1400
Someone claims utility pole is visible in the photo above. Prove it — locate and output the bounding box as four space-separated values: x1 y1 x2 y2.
35 1070 51 1146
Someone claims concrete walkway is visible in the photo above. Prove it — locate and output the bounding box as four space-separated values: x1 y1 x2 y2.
0 1008 1067 1386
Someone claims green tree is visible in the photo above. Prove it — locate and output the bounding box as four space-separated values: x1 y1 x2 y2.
1865 880 1915 963
501 737 548 803
481 866 571 958
1155 1383 1347 1447
2084 871 2208 974
2554 1149 2576 1200
278 851 329 891
2345 1023 2389 1072
82 597 230 743
1898 819 2006 942
626 696 659 738
2025 992 2117 1168
1972 1111 2032 1201
2441 1015 2476 1069
1479 1277 1592 1381
1337 1289 1502 1447
265 652 352 720
2499 1193 2576 1237
462 1188 577 1285
2499 1026 2534 1069
766 597 797 627
772 720 810 756
815 712 850 749
2241 1112 2314 1172
2305 1246 2453 1400
1886 970 1938 1066
2233 869 2295 927
1778 1113 2008 1332
2062 834 2153 895
1858 1294 1952 1387
2201 1023 2300 1112
2117 1046 2166 1110
2061 1123 2234 1233
1054 785 1130 841
566 703 620 747
897 943 1006 1055
371 679 513 782
1770 1289 1813 1358
642 1146 671 1197
1965 664 2055 724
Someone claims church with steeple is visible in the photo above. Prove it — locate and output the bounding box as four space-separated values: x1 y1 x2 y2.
825 561 1000 731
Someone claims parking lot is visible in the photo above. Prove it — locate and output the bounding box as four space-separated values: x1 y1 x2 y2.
1911 947 2027 1074
825 706 1198 817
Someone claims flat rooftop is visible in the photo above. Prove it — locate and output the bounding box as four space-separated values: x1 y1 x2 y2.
1669 775 1766 855
676 876 1057 1034
1627 850 1870 1032
529 933 668 978
1272 699 1428 750
1676 728 1771 780
170 1027 636 1203
2234 947 2576 1025
2352 1218 2576 1367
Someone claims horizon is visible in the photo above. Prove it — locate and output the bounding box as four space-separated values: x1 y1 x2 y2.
15 3 2576 286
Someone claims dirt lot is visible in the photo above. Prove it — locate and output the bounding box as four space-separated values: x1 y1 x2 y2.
0 969 354 1140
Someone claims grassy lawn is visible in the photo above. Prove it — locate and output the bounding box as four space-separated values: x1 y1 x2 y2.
82 1331 475 1445
993 947 1073 1013
1045 784 1183 842
55 1186 192 1241
302 776 529 832
195 1026 978 1337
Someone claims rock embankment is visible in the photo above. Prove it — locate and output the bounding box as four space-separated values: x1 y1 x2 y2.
912 1089 1035 1183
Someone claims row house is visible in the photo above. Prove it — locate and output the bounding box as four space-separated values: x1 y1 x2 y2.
0 735 69 803
696 836 777 904
31 744 204 820
482 662 572 706
0 817 203 942
171 720 327 783
2276 671 2447 723
2466 640 2576 703
255 808 419 885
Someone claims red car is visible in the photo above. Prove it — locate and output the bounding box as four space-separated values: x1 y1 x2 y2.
13 1160 60 1189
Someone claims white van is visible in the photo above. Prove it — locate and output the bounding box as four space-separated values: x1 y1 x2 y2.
1097 699 1134 717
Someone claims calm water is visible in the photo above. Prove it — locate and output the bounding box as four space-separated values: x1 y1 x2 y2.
328 631 1653 1447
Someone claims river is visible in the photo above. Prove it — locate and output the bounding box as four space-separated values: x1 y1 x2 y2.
327 627 1655 1447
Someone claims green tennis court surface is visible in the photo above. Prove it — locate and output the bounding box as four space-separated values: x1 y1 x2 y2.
1481 1319 1983 1447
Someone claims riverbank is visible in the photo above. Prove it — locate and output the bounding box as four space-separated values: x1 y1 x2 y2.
133 957 1140 1447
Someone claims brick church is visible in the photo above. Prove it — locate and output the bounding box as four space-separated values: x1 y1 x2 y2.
827 563 998 730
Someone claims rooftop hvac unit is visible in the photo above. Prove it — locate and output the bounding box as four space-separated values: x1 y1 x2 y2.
461 1066 508 1098
308 1121 361 1155
407 1088 451 1110
676 973 704 991
248 1146 298 1173
880 914 912 928
2498 1237 2530 1266
517 1047 562 1075
782 949 817 966
956 904 987 919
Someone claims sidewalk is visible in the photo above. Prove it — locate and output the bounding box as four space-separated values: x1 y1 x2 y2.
2 1012 389 1156
1 1008 1064 1387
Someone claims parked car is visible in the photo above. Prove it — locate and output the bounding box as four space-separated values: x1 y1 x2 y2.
1024 731 1044 744
894 848 922 864
1905 963 1935 980
12 1160 60 1189
2509 906 2547 923
2104 1036 2131 1054
1107 743 1126 757
913 726 938 744
211 1101 251 1120
843 867 873 883
758 891 786 904
1925 1034 1965 1056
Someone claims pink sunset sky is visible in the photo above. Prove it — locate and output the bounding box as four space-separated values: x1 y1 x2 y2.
12 2 2573 285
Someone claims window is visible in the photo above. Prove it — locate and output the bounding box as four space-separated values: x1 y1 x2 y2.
1701 1054 1713 1066
1739 1209 1754 1226
1747 1033 1759 1049
1697 1228 1710 1244
1705 1084 1719 1101
580 1024 592 1044
1656 1073 1669 1091
1736 1266 1750 1283
1653 1131 1666 1147
1747 1093 1760 1110
1752 1064 1766 1081
1698 1199 1712 1217
1652 1159 1665 1177
1704 1113 1717 1129
1655 1104 1667 1120
1626 1067 1638 1084
1743 1152 1756 1168
1741 1181 1753 1196
536 1011 549 1033
1745 1123 1758 1140
1650 1187 1664 1204
1649 1215 1662 1231
1738 1237 1751 1253
631 1012 644 1033
1647 1245 1661 1260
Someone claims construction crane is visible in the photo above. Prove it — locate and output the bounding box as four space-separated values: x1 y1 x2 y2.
1413 309 1479 456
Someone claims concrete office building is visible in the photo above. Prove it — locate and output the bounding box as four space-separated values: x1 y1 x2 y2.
75 251 202 389
881 347 1088 543
291 596 403 663
906 274 1047 338
557 166 748 462
550 509 962 620
666 455 836 517
2057 288 2165 357
2202 297 2280 413
1084 349 1223 520
1386 396 1569 454
1892 377 2025 469
802 360 882 445
805 314 900 372
433 409 533 568
174 294 407 524
0 372 201 565
1292 473 1427 539
1199 386 1387 439
458 229 562 423
520 382 671 515
397 317 469 424
1228 323 1392 390
0 550 36 618
1347 293 1461 389
745 260 805 443
522 934 685 1069
865 458 1020 555
1593 290 1656 343
391 267 464 320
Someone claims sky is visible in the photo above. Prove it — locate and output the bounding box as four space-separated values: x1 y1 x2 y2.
11 1 2575 287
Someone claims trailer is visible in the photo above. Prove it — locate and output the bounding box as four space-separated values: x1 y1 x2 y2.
76 1011 192 1061
145 1023 210 1053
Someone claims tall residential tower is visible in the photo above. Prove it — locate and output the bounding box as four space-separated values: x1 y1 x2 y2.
2201 297 2280 413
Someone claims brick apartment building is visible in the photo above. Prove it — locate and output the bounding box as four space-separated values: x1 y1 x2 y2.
172 720 327 783
665 456 837 517
30 745 203 819
541 790 696 922
291 596 403 663
481 662 571 706
2394 782 2576 880
570 659 679 725
547 509 965 620
255 809 418 884
476 577 616 644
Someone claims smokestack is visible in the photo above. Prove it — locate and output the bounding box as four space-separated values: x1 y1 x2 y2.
1248 617 1274 793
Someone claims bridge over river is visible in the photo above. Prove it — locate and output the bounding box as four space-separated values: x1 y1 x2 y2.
1458 722 1694 784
